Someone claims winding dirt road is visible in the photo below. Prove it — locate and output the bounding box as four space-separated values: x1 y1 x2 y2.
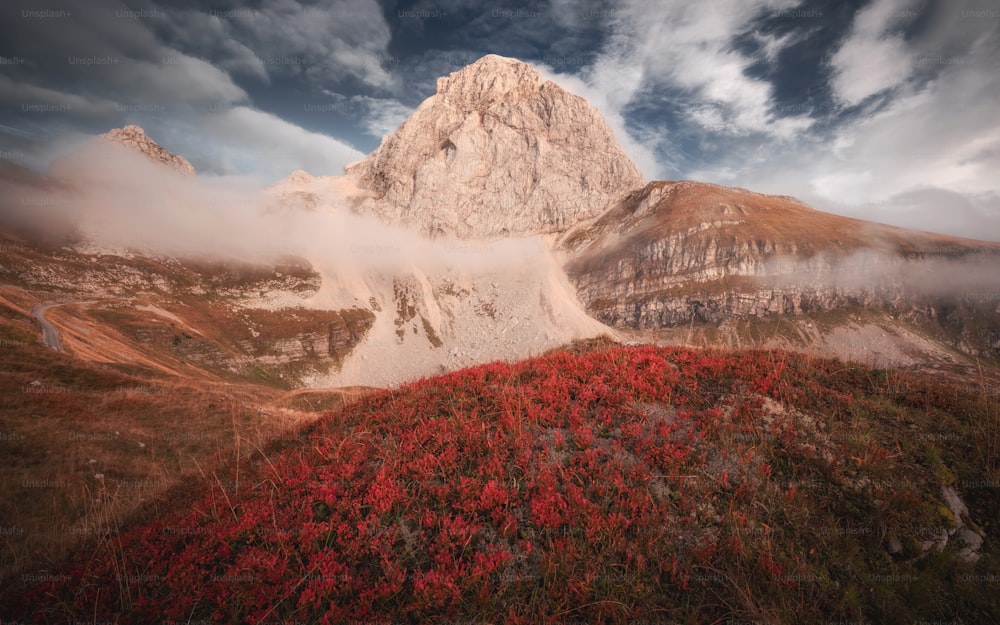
29 302 64 351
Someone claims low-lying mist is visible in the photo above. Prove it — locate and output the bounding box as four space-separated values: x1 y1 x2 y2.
1 142 551 276
4 140 999 307
761 248 1000 300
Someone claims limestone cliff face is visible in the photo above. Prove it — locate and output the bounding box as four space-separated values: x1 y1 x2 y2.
346 54 643 238
100 125 196 176
564 181 1000 348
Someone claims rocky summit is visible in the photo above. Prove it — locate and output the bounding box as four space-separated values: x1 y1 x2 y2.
347 54 643 239
100 125 196 176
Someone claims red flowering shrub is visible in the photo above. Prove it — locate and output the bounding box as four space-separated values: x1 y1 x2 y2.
9 345 999 624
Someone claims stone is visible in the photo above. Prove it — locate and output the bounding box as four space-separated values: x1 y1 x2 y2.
886 533 903 556
99 125 196 176
346 54 643 239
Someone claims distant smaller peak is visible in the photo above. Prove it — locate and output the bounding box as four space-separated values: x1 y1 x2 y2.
286 169 314 183
98 125 195 176
104 124 147 137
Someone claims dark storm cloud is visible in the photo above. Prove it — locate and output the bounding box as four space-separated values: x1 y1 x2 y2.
0 0 248 164
0 1 247 112
0 0 365 180
151 0 394 89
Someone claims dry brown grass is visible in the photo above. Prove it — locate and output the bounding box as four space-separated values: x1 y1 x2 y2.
0 303 371 588
275 386 380 413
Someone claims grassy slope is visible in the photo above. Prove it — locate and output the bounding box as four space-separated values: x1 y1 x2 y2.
6 343 998 624
0 232 376 388
0 298 371 589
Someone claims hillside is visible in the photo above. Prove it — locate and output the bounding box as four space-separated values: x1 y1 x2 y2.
0 266 384 586
0 228 374 388
7 342 998 624
563 180 1000 366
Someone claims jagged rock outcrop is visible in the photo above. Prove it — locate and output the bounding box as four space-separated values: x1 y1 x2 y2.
100 125 195 176
233 308 375 370
266 169 371 213
267 169 321 211
346 54 643 238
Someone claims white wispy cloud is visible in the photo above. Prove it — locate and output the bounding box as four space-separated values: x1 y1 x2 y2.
191 106 365 181
590 0 813 139
633 0 1000 241
828 0 922 106
533 0 814 180
357 97 413 139
318 94 414 140
813 39 1000 213
688 11 1000 241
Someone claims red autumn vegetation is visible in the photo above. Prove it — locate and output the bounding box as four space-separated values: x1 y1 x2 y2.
8 344 1000 624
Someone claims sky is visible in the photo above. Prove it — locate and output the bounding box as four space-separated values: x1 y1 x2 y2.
1 0 999 240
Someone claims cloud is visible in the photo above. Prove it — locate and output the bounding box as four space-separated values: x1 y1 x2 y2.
116 56 248 108
172 0 395 89
316 93 414 140
588 0 813 139
355 97 413 139
761 247 1000 298
809 17 1000 207
530 1 816 179
678 0 1000 241
154 8 270 83
0 75 120 119
869 188 1000 240
752 28 801 65
828 0 921 106
0 0 377 181
0 0 249 112
3 138 571 289
187 106 365 181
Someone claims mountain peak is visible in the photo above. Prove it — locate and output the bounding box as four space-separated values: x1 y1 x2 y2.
285 169 314 184
434 54 544 106
347 55 643 239
100 125 195 176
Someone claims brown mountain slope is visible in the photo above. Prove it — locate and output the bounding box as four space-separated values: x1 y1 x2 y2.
562 180 1000 363
563 180 998 265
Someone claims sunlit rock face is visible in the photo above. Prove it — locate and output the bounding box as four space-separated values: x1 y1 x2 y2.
100 125 196 176
346 54 643 239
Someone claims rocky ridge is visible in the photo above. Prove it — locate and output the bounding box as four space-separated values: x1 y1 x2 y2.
100 125 196 176
264 169 368 213
563 181 1000 359
346 54 643 238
